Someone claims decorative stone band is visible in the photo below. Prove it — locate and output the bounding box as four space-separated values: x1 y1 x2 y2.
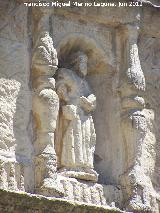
56 175 106 205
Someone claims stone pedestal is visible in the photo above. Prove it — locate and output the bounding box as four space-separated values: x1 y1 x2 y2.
54 175 106 205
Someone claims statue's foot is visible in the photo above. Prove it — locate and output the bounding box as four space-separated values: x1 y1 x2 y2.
58 167 98 182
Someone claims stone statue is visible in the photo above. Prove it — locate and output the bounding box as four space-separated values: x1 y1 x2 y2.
56 51 98 182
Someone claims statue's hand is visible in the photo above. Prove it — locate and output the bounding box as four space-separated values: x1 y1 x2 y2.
56 83 69 102
62 105 77 120
80 94 96 112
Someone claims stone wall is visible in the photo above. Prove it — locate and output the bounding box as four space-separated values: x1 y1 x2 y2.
0 0 34 192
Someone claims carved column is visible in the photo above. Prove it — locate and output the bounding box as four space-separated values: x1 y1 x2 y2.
32 5 62 196
118 25 156 211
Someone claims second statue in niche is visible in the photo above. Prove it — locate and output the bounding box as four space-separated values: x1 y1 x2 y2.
56 51 98 182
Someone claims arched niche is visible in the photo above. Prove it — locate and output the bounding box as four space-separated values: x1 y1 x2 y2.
55 33 123 185
56 33 114 75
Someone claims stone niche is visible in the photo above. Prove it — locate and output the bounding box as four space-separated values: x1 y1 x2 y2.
53 15 123 185
52 15 124 207
0 0 160 213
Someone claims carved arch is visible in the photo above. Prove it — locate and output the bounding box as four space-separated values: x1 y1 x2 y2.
56 33 114 75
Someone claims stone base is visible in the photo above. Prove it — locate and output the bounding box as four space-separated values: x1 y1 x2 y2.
57 175 106 205
0 154 33 192
35 177 65 198
58 167 98 182
0 189 123 213
36 175 107 205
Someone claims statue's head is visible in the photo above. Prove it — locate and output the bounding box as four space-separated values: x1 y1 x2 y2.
70 51 88 77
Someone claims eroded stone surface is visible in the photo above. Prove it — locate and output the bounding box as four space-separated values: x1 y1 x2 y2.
0 0 160 212
32 8 60 195
53 175 107 205
0 189 123 213
0 0 34 193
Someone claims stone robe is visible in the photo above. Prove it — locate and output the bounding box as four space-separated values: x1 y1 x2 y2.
56 68 96 170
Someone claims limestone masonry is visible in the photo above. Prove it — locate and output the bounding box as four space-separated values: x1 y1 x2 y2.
0 0 160 212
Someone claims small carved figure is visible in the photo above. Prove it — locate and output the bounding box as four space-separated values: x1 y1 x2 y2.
56 51 98 182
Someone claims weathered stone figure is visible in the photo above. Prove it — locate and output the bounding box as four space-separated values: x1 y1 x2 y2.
56 52 98 182
32 31 60 195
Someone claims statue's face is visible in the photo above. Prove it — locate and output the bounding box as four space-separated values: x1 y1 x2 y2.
77 54 88 77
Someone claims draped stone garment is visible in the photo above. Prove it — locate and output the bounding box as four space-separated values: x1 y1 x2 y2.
56 68 96 170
